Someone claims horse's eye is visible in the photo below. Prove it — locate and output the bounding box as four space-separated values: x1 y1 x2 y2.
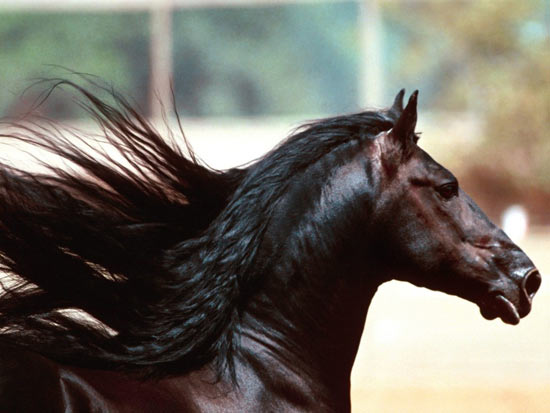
436 182 458 200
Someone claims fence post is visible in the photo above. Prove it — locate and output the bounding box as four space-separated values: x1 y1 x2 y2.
149 1 174 119
358 0 384 107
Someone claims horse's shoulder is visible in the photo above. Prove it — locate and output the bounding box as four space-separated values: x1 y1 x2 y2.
0 345 157 412
0 344 66 412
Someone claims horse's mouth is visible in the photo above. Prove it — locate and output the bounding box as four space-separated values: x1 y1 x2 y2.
480 294 521 325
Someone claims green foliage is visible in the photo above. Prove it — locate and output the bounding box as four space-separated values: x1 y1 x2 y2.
0 3 359 119
0 12 149 118
384 0 549 192
172 3 359 116
439 0 549 191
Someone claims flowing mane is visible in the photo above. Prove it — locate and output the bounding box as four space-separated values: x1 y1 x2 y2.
0 84 541 412
0 81 397 378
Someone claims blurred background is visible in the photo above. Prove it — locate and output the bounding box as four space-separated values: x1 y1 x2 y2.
0 0 548 411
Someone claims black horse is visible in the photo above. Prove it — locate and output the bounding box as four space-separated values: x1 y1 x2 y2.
0 84 541 412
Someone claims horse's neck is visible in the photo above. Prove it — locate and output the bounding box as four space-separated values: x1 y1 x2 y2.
238 244 379 410
229 152 382 409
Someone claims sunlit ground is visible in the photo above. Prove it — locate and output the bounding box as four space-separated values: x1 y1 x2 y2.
0 119 548 412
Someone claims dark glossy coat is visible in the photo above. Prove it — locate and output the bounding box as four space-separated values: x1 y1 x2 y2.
0 85 540 412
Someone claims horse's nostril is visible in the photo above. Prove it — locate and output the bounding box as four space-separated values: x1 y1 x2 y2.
523 269 542 298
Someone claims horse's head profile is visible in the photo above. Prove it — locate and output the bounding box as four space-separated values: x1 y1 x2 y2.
256 89 540 331
369 90 540 324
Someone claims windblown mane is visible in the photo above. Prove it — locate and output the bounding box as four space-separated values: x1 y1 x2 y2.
0 81 396 378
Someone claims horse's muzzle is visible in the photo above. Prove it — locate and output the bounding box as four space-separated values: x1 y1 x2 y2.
480 268 541 325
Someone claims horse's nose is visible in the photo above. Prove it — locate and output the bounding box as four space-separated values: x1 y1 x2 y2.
522 268 541 301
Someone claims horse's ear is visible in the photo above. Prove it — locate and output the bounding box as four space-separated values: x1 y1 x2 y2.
390 89 405 115
391 90 418 144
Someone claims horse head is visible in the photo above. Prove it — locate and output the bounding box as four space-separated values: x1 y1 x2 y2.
371 90 541 325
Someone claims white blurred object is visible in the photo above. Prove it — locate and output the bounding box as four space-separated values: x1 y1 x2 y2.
501 205 529 242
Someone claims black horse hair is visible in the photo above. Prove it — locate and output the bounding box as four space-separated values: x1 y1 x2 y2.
0 80 397 379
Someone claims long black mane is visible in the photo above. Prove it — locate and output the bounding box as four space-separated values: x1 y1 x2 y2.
0 81 396 378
